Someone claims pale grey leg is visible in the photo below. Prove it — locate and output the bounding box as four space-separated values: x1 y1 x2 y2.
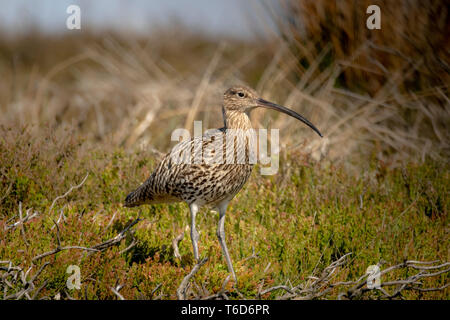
217 201 237 282
189 203 200 261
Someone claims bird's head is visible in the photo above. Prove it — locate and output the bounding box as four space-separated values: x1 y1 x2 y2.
223 85 323 137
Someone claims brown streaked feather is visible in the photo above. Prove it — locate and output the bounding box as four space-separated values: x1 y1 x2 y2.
124 124 255 208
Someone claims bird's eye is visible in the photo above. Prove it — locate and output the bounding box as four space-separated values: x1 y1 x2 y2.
237 92 245 98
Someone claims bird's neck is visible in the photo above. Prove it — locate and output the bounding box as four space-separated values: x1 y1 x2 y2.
223 108 253 130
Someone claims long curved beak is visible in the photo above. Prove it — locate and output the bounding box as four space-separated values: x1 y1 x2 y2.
256 98 323 137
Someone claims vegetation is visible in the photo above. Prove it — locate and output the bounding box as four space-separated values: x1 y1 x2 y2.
0 1 448 299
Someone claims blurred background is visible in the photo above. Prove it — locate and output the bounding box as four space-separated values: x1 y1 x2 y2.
0 1 448 300
0 0 448 166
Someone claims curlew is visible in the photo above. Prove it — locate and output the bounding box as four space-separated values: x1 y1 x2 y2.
124 86 322 282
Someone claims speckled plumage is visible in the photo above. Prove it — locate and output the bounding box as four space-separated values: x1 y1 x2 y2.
124 130 255 208
124 86 322 282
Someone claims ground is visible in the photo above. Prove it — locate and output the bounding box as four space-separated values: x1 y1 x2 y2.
0 127 448 299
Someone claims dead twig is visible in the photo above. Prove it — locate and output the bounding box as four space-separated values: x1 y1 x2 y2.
111 284 125 300
203 275 231 300
1 261 50 300
5 203 40 231
150 283 162 300
176 257 208 300
241 247 259 262
259 254 449 300
119 239 137 255
91 216 141 251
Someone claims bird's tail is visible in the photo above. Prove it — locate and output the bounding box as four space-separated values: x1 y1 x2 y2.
124 182 154 208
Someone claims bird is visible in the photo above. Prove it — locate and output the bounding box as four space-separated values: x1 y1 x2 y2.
124 85 322 282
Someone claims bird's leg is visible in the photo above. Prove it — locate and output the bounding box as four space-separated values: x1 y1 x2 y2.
217 201 237 283
189 203 200 261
